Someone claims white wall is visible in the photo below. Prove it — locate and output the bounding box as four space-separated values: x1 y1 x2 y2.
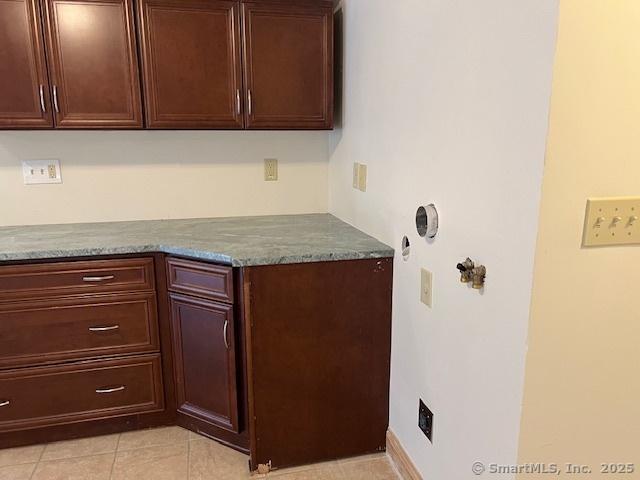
0 131 328 226
329 1 558 478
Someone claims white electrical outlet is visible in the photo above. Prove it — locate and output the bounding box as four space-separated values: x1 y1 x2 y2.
421 268 433 307
264 158 278 181
22 159 62 185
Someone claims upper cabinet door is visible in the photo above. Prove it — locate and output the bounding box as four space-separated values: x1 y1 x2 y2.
0 0 52 128
42 0 143 128
138 0 243 129
242 1 333 130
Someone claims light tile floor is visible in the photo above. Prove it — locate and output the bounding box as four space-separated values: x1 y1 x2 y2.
0 426 401 480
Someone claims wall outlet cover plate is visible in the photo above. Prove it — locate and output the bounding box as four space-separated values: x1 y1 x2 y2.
418 399 433 442
22 159 62 185
264 159 278 181
357 164 367 192
583 197 640 246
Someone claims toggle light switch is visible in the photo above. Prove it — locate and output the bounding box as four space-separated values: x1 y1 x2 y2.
583 197 640 246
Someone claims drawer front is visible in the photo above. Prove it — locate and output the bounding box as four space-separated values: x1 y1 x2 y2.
0 293 159 368
0 258 155 302
0 354 164 432
167 258 233 303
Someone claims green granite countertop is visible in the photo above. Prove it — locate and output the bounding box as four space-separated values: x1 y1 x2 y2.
0 214 394 266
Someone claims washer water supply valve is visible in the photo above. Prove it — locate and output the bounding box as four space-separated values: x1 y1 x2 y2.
456 258 486 290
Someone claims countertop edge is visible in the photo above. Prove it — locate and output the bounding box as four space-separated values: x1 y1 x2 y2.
0 245 395 266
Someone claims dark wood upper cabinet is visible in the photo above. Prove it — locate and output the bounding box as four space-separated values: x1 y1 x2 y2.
0 0 52 128
1 0 334 130
138 0 243 129
170 293 239 433
242 1 333 129
42 0 143 128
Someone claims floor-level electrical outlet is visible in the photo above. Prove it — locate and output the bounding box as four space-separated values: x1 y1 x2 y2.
264 158 278 181
420 268 433 307
418 399 433 442
22 159 62 185
583 196 640 246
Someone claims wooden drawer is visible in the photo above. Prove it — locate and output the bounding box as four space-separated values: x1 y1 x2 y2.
0 258 155 302
167 258 233 303
0 293 159 369
0 354 164 432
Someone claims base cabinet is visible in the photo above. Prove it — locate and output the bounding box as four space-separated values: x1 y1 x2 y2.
0 255 175 450
0 254 393 472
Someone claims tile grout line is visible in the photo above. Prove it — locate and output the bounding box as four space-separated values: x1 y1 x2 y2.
108 433 121 480
186 438 191 480
27 442 48 480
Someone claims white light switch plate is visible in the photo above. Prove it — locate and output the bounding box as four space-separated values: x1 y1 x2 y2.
22 159 62 185
583 197 640 246
421 268 433 308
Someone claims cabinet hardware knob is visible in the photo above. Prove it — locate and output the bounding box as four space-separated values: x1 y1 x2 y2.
89 325 120 332
52 85 60 113
0 400 10 407
82 275 115 282
39 85 46 113
95 386 125 394
223 319 230 349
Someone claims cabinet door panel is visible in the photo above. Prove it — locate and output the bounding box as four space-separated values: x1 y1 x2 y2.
43 0 143 128
138 0 243 129
0 0 52 128
242 2 333 129
170 293 239 432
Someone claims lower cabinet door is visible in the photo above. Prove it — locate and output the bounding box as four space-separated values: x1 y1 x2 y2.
170 293 239 432
0 354 164 432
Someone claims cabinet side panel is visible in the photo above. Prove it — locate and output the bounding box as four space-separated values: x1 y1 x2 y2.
245 258 393 469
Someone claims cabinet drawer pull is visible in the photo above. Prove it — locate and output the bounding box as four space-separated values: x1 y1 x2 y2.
95 385 125 394
52 85 60 113
39 85 46 112
82 275 115 282
223 319 229 349
0 400 10 407
88 325 120 332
